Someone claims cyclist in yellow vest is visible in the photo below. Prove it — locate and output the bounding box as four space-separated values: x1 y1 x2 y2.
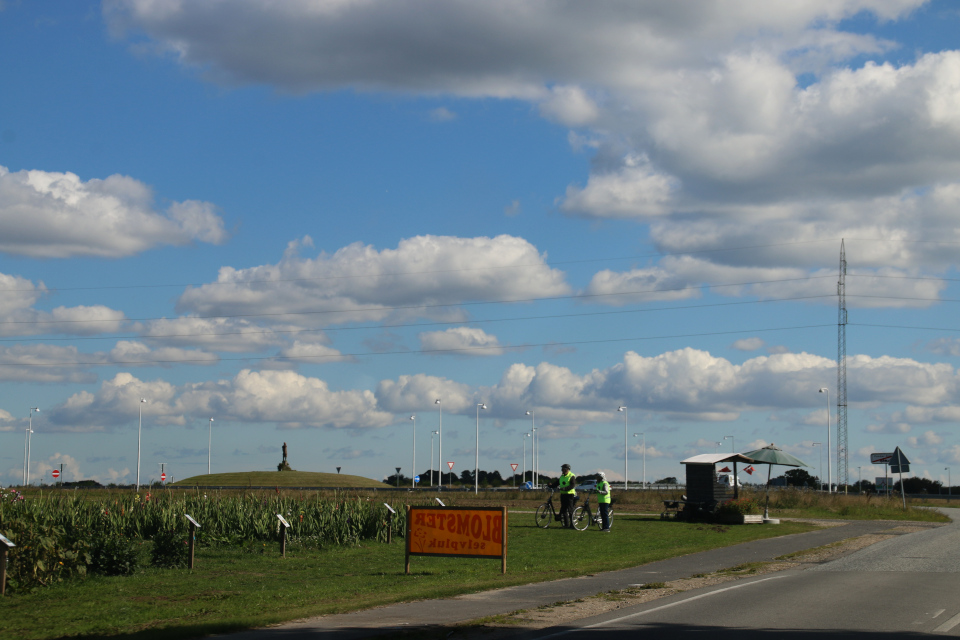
596 471 612 532
550 463 577 528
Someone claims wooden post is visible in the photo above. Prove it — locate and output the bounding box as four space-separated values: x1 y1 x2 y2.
280 525 287 558
188 522 196 569
404 505 411 575
501 506 508 575
1 547 7 596
387 511 393 544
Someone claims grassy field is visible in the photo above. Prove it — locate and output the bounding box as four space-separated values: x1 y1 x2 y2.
171 470 390 488
0 513 818 640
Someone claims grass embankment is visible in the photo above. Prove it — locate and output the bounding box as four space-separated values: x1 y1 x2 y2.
0 514 816 640
171 470 389 488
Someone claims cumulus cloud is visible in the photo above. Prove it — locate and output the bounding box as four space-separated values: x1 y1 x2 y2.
0 272 126 337
561 154 679 219
46 370 393 431
732 338 766 351
0 166 226 258
419 327 504 356
176 234 570 324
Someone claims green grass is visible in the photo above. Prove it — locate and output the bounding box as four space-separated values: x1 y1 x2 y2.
171 470 390 488
0 515 816 640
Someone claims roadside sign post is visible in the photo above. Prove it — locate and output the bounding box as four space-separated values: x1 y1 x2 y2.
890 447 911 510
384 504 396 544
405 506 507 575
510 463 518 487
871 453 893 497
277 514 291 557
185 515 201 569
447 462 454 486
0 533 13 596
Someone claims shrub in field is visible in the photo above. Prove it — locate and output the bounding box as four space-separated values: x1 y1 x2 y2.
89 535 143 576
716 498 760 516
0 521 89 593
150 528 190 569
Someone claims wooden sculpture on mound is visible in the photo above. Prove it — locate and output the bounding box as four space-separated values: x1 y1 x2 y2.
278 441 293 471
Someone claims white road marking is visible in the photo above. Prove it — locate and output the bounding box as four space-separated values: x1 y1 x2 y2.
934 610 947 619
933 611 960 634
535 575 789 639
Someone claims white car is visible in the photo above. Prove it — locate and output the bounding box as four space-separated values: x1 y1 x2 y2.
576 480 599 492
717 474 742 488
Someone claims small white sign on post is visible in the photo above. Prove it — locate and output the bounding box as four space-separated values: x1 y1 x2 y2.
871 452 894 464
277 514 290 528
447 462 455 471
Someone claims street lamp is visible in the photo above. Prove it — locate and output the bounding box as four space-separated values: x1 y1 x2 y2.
475 403 487 494
526 410 537 489
724 435 734 453
812 442 822 490
136 398 146 492
430 430 438 486
633 433 645 489
714 441 722 453
435 399 442 488
23 407 38 486
617 406 628 490
207 418 214 474
523 432 531 484
947 467 952 501
857 466 862 492
819 387 832 493
410 415 417 489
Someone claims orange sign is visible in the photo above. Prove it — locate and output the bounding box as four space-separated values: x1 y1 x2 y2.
405 506 507 573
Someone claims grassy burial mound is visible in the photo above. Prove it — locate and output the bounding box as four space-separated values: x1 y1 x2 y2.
172 470 390 488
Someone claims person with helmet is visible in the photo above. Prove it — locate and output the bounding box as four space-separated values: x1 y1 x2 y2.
549 463 577 528
596 471 612 532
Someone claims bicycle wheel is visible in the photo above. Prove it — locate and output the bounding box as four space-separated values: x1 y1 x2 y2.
571 506 590 531
535 503 552 528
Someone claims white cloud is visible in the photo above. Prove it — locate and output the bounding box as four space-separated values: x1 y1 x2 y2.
428 107 456 122
176 234 570 325
0 166 226 258
138 317 290 352
419 327 504 356
732 338 765 351
539 85 599 126
561 154 679 219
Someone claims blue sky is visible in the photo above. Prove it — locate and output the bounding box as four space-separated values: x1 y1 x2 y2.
3 0 960 488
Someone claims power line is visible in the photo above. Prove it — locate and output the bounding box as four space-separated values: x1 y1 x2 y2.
0 294 836 343
0 323 835 367
0 275 837 326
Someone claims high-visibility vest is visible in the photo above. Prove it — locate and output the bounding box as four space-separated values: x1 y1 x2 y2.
597 480 611 503
558 471 576 494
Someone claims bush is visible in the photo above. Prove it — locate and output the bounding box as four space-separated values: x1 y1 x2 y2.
716 498 760 516
89 535 142 576
150 528 189 569
0 522 89 593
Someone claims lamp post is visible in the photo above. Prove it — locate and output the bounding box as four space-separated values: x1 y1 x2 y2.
617 406 628 490
724 435 734 453
25 407 39 486
633 433 645 489
526 410 537 488
819 387 832 493
523 433 531 484
435 399 442 488
136 398 146 492
947 467 952 501
857 466 862 492
207 418 214 474
475 403 487 494
812 442 822 490
714 441 722 453
410 415 417 489
430 430 438 486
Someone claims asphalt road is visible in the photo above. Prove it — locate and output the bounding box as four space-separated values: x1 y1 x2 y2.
220 517 908 639
524 513 960 639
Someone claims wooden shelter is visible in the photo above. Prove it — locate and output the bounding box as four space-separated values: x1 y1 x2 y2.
678 453 755 515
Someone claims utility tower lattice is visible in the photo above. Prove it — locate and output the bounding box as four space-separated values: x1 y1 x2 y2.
837 240 849 489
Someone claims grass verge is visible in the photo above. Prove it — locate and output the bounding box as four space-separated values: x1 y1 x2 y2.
0 515 815 640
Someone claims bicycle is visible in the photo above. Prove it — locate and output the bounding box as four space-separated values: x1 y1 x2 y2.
571 492 614 531
535 489 577 528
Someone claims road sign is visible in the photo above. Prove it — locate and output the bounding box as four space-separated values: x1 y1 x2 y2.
891 447 910 466
892 464 910 474
871 452 893 464
160 472 166 482
447 462 455 471
51 469 60 479
510 463 518 472
414 475 420 484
